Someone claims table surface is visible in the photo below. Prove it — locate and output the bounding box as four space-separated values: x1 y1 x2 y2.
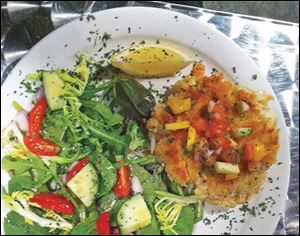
1 1 299 235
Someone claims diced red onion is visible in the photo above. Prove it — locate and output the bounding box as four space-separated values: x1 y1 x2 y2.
214 113 221 120
150 133 156 154
205 130 210 138
204 149 214 159
215 147 222 155
207 100 216 113
15 111 28 132
61 174 67 184
111 227 120 235
33 87 45 103
193 151 201 161
68 161 79 172
131 176 143 194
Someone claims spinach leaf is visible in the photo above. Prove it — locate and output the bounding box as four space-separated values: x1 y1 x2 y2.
136 203 161 235
110 198 127 227
4 211 53 235
163 205 195 235
80 81 112 100
131 163 164 235
119 79 155 117
131 163 165 202
98 156 117 197
99 191 116 212
115 82 140 118
70 211 98 235
162 173 184 196
8 176 34 193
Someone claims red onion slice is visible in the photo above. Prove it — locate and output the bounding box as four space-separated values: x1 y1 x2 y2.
15 111 29 132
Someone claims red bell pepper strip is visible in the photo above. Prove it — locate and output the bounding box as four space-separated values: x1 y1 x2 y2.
96 212 111 235
113 160 131 198
28 97 48 137
30 193 74 215
24 136 60 156
66 158 89 182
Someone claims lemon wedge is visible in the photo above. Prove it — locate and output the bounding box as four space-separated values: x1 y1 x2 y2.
111 44 194 77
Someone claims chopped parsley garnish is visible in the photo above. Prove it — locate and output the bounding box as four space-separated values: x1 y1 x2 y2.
211 68 219 74
252 74 257 80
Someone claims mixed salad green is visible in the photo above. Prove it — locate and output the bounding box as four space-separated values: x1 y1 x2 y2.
1 54 205 235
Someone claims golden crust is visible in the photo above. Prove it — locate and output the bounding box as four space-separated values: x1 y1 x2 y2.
147 67 279 207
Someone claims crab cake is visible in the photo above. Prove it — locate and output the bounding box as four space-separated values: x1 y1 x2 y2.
147 64 279 207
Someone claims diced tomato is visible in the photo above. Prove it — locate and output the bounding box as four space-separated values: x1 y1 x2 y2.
248 161 261 172
66 158 89 182
157 109 175 124
219 150 237 163
96 212 111 235
244 142 254 161
209 122 231 151
192 63 205 77
28 97 48 137
192 118 209 133
188 87 201 100
24 136 60 156
30 193 74 215
173 129 188 143
244 141 265 162
211 103 227 122
113 160 131 198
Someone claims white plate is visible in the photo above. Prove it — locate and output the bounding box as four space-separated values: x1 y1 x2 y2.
1 7 290 235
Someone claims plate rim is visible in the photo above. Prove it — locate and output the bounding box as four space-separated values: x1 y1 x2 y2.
1 6 291 235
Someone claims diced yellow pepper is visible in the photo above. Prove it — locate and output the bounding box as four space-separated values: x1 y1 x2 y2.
186 126 196 150
253 141 265 162
167 96 192 114
226 173 239 180
165 121 190 131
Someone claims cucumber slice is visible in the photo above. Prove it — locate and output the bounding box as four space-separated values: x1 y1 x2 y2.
43 71 65 110
66 163 98 207
234 128 253 137
214 161 240 175
117 194 151 235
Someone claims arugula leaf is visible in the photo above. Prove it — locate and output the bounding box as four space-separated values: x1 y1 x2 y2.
4 211 53 235
81 100 123 126
42 110 68 144
98 156 117 197
25 71 43 80
194 201 204 224
70 211 98 235
127 121 150 151
8 176 34 193
2 155 48 180
88 126 131 154
163 205 195 235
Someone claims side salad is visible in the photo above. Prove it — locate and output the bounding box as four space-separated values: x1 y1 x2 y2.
1 54 206 235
